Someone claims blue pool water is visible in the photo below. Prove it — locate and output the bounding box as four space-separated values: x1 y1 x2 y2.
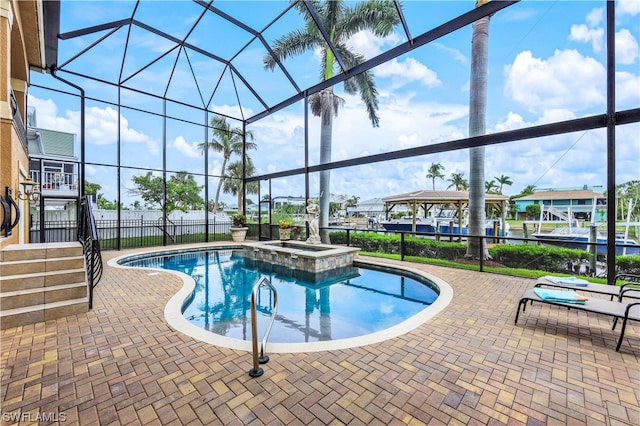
120 248 439 343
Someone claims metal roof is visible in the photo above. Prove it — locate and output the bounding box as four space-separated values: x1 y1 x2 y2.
517 190 605 201
382 190 508 205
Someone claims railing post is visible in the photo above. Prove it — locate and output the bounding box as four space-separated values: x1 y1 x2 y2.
401 232 405 261
479 236 484 272
589 225 597 274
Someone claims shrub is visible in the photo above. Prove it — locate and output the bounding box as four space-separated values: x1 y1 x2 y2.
335 231 597 274
616 255 640 276
489 244 590 273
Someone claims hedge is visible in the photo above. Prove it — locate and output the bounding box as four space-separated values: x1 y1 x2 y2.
331 231 640 275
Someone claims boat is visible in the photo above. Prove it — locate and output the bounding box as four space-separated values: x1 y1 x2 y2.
531 227 640 256
381 216 509 237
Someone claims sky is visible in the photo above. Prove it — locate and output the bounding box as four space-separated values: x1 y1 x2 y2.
27 0 640 209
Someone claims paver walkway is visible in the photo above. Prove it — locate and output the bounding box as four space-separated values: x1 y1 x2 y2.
2 244 639 425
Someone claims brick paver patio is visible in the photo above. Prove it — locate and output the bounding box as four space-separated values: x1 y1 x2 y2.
2 244 639 425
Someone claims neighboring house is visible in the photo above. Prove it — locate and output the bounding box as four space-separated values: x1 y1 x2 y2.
514 187 606 221
1 0 50 247
27 108 79 205
346 197 386 219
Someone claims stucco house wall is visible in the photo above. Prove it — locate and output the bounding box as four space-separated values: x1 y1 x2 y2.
0 0 46 248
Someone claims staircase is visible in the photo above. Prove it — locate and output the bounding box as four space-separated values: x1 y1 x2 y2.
0 242 88 330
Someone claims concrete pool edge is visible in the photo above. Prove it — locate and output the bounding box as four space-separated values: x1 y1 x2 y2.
107 243 453 354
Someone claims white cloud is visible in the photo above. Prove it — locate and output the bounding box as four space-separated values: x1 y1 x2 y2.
375 58 441 89
433 43 467 64
28 95 160 155
568 24 604 52
493 112 526 133
346 30 401 59
616 29 639 64
617 0 640 16
172 136 202 158
27 96 78 133
616 70 640 106
504 49 606 112
586 7 604 27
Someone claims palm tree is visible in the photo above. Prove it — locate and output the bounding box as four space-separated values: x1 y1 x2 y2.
426 163 445 191
447 172 469 191
199 115 256 213
494 174 513 194
264 0 400 243
485 179 498 194
521 184 536 196
223 159 259 215
466 0 492 259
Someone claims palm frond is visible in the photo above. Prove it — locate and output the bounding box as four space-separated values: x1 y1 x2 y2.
340 0 400 38
340 50 380 127
263 29 321 70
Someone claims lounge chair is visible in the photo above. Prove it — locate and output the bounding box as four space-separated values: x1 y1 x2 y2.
534 273 640 301
515 287 640 351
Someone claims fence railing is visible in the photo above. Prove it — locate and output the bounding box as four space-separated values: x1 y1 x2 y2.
78 196 103 309
30 218 237 249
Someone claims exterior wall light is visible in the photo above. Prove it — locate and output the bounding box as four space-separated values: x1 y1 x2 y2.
17 179 41 202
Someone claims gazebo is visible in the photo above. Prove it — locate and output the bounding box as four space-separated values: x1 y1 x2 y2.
382 190 509 234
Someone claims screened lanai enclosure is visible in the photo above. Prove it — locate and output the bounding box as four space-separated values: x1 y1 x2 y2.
29 0 640 283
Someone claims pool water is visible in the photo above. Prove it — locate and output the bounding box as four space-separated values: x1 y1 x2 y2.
121 248 439 343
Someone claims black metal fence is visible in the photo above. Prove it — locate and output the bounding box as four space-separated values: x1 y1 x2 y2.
30 218 237 249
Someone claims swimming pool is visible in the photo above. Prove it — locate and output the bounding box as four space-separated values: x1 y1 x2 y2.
112 244 453 353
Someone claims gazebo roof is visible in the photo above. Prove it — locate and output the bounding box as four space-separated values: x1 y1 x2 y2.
382 190 508 206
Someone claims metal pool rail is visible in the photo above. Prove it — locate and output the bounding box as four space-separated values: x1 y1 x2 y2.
249 277 278 377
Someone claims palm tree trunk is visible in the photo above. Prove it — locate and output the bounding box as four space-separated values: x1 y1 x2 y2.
466 13 491 259
213 157 228 213
319 114 333 244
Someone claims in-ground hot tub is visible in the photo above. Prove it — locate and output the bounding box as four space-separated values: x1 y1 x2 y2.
241 240 360 280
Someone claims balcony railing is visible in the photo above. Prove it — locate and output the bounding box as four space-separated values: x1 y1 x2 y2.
11 90 28 152
30 170 79 192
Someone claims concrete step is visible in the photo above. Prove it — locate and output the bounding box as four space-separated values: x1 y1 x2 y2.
0 242 83 261
0 242 89 329
0 297 88 330
0 268 87 292
0 255 85 276
1 282 87 310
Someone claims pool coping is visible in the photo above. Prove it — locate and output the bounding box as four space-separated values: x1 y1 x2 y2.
107 243 453 353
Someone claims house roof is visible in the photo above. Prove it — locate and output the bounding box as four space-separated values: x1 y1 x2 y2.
382 190 508 205
31 128 75 157
517 189 604 201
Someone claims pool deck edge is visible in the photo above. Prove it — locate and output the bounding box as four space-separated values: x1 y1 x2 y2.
107 243 453 354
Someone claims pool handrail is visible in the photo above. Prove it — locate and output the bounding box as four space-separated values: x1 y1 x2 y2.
249 276 278 377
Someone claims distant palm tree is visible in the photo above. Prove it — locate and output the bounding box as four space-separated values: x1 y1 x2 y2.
521 184 536 196
346 195 360 208
223 159 259 215
264 0 400 242
485 180 498 194
494 174 513 194
447 172 469 191
426 163 445 190
466 0 492 259
199 115 256 213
